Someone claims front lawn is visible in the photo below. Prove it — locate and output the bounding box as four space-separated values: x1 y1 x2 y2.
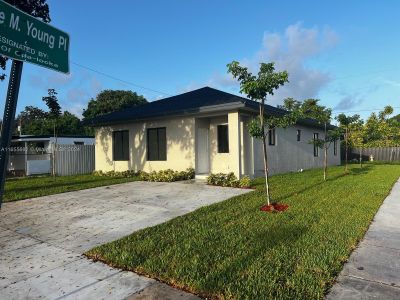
4 174 139 202
85 164 400 299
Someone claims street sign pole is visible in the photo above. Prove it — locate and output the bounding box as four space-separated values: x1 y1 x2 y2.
0 60 23 208
0 0 70 209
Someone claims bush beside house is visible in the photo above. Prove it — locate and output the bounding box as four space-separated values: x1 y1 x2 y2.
93 168 195 182
207 172 251 188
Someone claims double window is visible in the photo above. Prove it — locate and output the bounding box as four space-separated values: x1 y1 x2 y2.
268 128 276 146
217 124 229 153
147 127 167 161
113 130 129 161
313 133 319 157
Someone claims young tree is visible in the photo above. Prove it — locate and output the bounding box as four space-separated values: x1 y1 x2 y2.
335 113 361 172
82 90 147 120
350 120 366 167
1 0 50 81
227 61 289 205
301 99 334 181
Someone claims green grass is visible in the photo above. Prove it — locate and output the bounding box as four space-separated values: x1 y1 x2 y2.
85 164 400 299
4 174 139 202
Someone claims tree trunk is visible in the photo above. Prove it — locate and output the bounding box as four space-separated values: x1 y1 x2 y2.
324 122 327 181
360 148 362 168
259 100 271 206
345 127 348 172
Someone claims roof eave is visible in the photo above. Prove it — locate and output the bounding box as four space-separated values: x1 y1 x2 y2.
86 102 246 127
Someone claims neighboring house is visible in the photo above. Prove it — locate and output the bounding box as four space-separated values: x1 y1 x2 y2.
8 135 95 176
87 87 340 178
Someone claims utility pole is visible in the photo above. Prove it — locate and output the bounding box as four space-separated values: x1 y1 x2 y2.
0 60 24 208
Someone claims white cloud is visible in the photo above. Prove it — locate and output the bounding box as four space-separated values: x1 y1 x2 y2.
334 94 364 111
381 78 400 88
207 23 339 105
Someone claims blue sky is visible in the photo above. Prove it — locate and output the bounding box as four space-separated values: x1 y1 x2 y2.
1 0 400 121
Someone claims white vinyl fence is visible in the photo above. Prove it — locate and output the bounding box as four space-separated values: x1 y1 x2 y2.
352 147 400 162
8 144 95 176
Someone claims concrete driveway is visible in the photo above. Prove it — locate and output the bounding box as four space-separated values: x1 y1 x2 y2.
0 180 250 299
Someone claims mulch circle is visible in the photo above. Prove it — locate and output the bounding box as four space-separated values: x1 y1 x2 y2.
260 202 289 213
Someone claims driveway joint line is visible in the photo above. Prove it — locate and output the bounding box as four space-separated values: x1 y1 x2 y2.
2 240 43 254
52 270 125 300
1 224 85 255
1 257 84 289
362 241 400 252
343 274 400 289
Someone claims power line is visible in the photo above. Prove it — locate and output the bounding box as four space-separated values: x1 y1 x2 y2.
71 61 172 97
70 61 400 115
332 106 400 114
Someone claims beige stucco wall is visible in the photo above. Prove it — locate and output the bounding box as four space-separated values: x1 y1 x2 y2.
95 117 195 172
95 111 341 178
208 112 242 177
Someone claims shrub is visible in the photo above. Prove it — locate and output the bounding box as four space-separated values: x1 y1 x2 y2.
239 176 251 188
207 172 239 187
139 168 195 182
92 170 138 178
93 168 194 182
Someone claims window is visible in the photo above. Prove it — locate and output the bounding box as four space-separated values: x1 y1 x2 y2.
268 128 276 146
147 127 167 161
217 124 229 153
113 130 129 161
74 141 84 145
334 139 337 156
297 129 301 142
313 133 319 157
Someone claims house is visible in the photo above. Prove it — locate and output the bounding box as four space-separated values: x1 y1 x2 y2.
87 87 340 178
8 135 95 176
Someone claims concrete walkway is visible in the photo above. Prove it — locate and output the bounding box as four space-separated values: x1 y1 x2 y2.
327 178 400 299
0 180 250 300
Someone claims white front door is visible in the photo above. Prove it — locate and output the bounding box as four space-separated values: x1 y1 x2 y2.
197 127 209 174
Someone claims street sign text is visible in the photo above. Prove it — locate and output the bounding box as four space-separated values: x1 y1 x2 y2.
0 0 69 73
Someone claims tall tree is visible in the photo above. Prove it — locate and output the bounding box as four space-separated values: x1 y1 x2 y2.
336 113 361 172
42 89 61 117
390 114 400 123
16 106 48 134
82 90 147 120
15 89 86 136
228 61 289 206
1 0 51 81
349 106 399 147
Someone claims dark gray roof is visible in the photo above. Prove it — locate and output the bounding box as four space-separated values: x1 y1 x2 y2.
85 87 332 129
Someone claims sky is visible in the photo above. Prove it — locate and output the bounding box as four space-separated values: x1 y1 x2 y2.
1 0 400 122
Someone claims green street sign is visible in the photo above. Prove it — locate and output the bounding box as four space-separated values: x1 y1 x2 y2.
0 0 69 73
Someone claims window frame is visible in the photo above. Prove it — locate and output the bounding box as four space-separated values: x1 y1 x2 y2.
147 127 167 161
268 128 276 146
297 129 301 142
113 130 129 161
217 124 229 153
334 139 337 156
313 133 319 157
